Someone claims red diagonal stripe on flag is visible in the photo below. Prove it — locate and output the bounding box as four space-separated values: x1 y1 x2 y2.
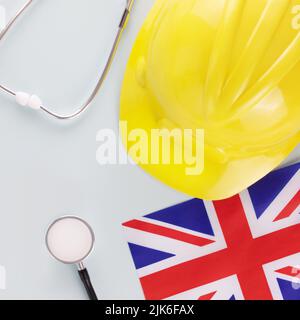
123 219 214 247
273 190 300 221
276 266 300 277
198 291 216 300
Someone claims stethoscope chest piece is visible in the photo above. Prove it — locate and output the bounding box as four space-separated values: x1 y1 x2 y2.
46 216 98 300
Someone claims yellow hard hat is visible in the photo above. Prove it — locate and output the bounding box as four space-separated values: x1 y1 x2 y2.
120 0 300 200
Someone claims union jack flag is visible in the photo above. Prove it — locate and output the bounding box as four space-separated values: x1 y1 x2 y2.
122 162 300 300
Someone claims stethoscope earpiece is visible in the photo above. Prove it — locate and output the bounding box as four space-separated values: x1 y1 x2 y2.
46 216 98 300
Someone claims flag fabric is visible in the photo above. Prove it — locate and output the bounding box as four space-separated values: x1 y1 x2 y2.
122 162 300 300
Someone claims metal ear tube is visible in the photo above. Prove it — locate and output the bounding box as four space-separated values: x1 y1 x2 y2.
0 0 135 120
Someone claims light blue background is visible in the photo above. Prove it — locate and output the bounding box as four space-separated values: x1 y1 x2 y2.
0 0 299 300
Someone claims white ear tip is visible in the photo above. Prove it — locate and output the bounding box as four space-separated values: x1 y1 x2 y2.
28 95 42 110
16 92 30 106
15 92 42 110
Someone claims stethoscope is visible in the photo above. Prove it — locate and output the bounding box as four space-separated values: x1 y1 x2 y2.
0 0 134 120
46 216 98 300
3 0 132 300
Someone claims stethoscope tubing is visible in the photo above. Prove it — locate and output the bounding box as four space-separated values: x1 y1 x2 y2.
77 263 98 301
